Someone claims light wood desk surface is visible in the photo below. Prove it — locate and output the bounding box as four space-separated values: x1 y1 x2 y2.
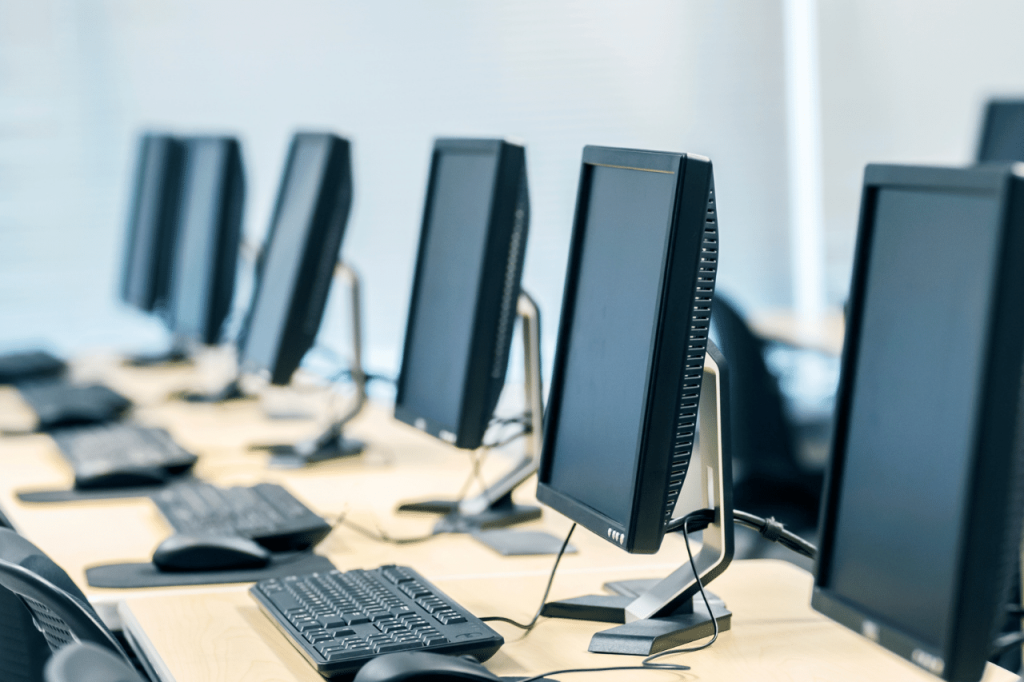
119 559 1017 682
1 356 1017 682
0 357 701 608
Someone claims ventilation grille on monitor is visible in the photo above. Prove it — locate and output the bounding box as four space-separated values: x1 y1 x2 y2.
490 174 529 380
663 178 719 523
20 594 75 652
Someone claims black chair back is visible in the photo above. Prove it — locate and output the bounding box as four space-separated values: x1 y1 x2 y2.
0 529 127 663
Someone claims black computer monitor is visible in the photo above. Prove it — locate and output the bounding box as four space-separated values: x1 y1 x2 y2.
812 163 1024 682
120 133 186 313
394 138 529 450
537 146 719 553
534 147 728 654
977 99 1024 162
237 132 353 386
166 136 245 346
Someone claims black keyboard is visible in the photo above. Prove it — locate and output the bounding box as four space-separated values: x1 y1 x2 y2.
50 424 197 489
152 481 332 551
19 381 131 429
251 566 503 678
0 350 65 384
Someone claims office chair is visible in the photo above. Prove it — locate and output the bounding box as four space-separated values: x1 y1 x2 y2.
709 296 823 532
0 529 129 667
44 642 144 682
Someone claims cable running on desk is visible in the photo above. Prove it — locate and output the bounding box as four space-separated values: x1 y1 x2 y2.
498 510 722 681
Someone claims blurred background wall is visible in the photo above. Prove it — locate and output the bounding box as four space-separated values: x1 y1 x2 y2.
0 0 1021 380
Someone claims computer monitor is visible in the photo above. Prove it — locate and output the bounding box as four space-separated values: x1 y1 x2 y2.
812 163 1024 682
120 133 186 313
237 132 353 386
977 99 1024 162
395 138 529 450
166 136 245 346
536 146 729 654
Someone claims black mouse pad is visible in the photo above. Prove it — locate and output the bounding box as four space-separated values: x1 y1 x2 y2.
18 485 171 504
85 552 335 588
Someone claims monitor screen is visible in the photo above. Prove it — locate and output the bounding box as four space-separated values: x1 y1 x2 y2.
545 164 678 525
825 186 1002 651
169 139 225 341
242 137 330 373
398 150 500 430
978 101 1024 162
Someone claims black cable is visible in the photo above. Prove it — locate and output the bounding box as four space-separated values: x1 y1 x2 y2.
666 509 817 560
335 516 436 546
732 510 817 559
482 429 528 450
512 510 719 682
991 630 1024 656
1006 604 1024 618
481 523 576 632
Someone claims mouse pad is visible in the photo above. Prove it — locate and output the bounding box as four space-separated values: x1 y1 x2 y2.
18 485 172 504
17 474 196 504
85 552 335 588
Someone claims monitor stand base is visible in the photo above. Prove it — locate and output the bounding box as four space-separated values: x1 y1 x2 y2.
124 347 191 367
541 591 730 655
253 430 364 468
397 492 563 555
180 379 247 403
433 493 541 533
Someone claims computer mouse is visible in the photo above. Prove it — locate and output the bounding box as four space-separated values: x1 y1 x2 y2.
152 534 271 572
74 467 169 490
353 652 501 682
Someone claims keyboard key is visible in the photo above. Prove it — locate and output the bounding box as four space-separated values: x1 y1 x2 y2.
374 641 421 654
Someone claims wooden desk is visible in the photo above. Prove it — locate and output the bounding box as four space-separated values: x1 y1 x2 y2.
119 559 1016 682
0 360 695 610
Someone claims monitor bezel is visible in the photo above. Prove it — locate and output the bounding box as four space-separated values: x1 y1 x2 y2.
812 162 1024 682
394 138 528 449
536 145 714 554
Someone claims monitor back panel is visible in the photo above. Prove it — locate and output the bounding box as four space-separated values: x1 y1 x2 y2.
394 138 529 449
120 134 186 313
167 136 245 346
977 100 1024 163
537 146 719 554
812 163 1024 682
239 132 352 385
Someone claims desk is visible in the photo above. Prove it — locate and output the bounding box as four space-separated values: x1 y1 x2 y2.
118 559 1017 682
0 358 700 609
1 358 1017 682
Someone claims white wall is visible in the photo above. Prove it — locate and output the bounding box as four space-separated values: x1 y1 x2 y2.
818 0 1024 302
0 0 793 380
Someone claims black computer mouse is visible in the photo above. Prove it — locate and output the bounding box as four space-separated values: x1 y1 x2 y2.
354 652 501 682
152 534 271 572
74 467 169 490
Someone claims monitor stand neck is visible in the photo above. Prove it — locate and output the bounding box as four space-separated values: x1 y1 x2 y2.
540 344 735 655
179 239 263 402
399 291 562 554
256 262 367 467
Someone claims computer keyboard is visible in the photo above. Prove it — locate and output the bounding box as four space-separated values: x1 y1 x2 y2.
0 350 66 384
251 565 503 678
152 481 332 551
50 424 198 489
19 380 131 429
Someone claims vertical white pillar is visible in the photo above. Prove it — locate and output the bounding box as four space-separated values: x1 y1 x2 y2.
782 0 828 339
